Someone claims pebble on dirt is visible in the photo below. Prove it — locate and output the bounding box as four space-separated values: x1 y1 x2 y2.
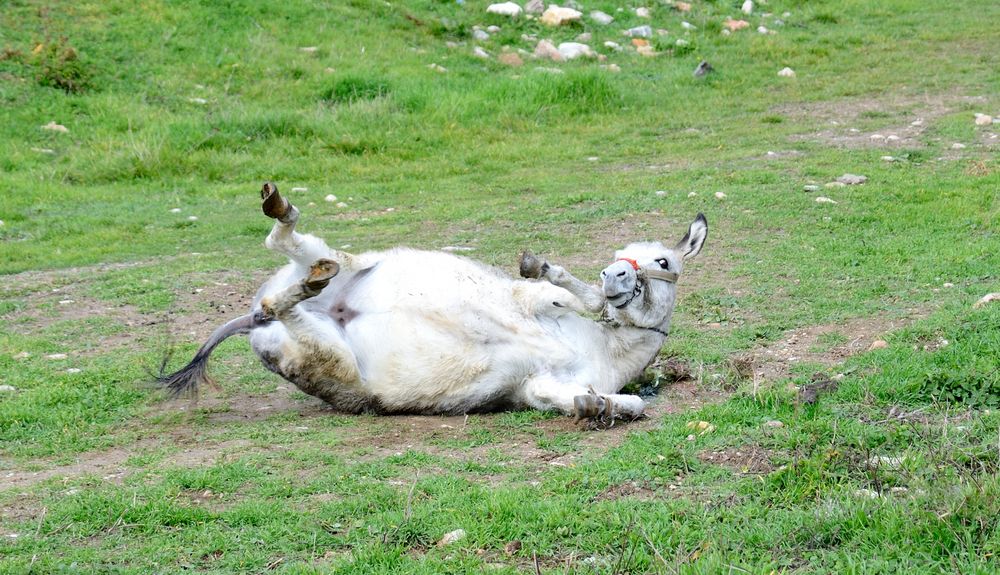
974 113 994 126
777 67 796 77
626 25 653 38
763 420 784 428
869 340 888 350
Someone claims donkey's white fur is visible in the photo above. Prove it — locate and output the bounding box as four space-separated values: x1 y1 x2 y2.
163 185 707 421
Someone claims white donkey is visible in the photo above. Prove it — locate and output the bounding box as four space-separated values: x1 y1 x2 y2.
160 183 707 421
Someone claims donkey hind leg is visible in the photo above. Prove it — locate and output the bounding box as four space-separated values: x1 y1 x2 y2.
519 251 605 313
520 374 645 422
260 182 353 268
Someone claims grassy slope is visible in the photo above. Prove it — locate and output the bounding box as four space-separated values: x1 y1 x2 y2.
1 0 999 572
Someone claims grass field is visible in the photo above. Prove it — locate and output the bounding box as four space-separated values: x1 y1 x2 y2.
1 0 999 572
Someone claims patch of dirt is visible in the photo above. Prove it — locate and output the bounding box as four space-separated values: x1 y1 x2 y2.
594 480 662 502
697 445 776 475
776 93 988 149
742 311 928 382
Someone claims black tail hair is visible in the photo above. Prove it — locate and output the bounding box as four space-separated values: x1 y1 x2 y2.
157 313 258 397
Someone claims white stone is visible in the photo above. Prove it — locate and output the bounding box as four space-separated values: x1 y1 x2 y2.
603 41 622 51
687 192 697 198
188 97 208 105
803 184 821 192
742 0 754 15
757 26 770 34
763 420 784 428
714 191 726 199
881 156 895 162
973 293 1000 309
0 385 16 392
870 134 885 140
777 67 796 77
886 135 900 142
299 46 318 53
600 63 621 72
655 190 667 197
539 5 582 26
974 113 993 126
557 42 595 60
626 25 653 38
951 142 966 149
58 300 74 305
30 147 55 154
42 121 69 133
428 63 448 73
325 194 338 202
854 489 880 499
681 21 696 30
291 187 308 192
524 0 544 14
487 2 522 17
590 10 614 25
473 29 490 41
635 7 651 18
533 66 564 74
336 202 348 208
836 173 867 185
815 196 837 204
46 353 68 360
575 32 592 42
487 25 501 33
473 46 490 59
66 368 82 374
170 208 182 213
675 39 689 47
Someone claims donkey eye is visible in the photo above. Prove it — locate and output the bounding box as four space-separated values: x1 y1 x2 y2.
656 258 669 269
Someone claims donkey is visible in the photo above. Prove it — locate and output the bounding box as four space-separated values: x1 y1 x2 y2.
159 183 707 421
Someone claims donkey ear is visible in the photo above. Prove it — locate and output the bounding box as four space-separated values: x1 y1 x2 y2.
675 213 708 259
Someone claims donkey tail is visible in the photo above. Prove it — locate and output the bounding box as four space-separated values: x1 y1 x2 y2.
158 313 259 397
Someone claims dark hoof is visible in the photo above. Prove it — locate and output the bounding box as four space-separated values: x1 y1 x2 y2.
304 259 340 291
519 250 548 279
261 181 292 221
574 393 602 420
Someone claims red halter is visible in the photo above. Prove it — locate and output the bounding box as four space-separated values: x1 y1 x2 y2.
617 257 640 270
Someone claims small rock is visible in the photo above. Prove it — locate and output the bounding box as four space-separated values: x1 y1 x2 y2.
974 113 993 126
757 26 770 34
836 173 867 185
973 293 1000 309
473 46 491 59
803 184 820 192
428 63 448 73
504 540 522 555
854 489 880 499
763 420 784 429
0 385 16 392
487 25 501 33
533 66 564 74
686 434 696 441
825 181 847 188
815 196 837 204
487 2 522 17
498 52 523 66
680 21 696 30
777 67 796 77
575 32 592 42
188 97 208 105
66 368 82 374
170 207 182 213
603 41 622 51
911 119 924 126
586 156 599 161
324 194 338 202
46 353 68 360
950 142 966 150
437 529 468 547
868 455 905 469
299 46 318 53
742 0 754 15
336 202 348 208
473 29 491 41
655 190 667 197
58 299 74 305
30 147 55 154
291 187 308 192
675 39 689 47
675 2 691 12
723 18 750 31
590 10 614 25
534 39 564 61
686 420 716 434
187 215 198 221
558 42 595 59
14 352 30 360
41 121 69 133
631 38 649 48
869 340 888 350
600 63 621 72
625 25 653 38
524 0 544 14
693 60 713 77
714 191 726 199
885 135 900 142
942 282 954 288
635 7 651 18
539 5 582 26
881 156 895 162
687 192 697 198
889 487 909 495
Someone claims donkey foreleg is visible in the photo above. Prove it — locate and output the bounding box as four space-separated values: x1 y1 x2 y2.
519 374 645 421
519 251 606 313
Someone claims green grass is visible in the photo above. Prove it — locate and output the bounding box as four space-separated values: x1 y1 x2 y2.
1 0 999 572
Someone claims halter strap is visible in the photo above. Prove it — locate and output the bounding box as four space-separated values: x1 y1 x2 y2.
616 258 679 284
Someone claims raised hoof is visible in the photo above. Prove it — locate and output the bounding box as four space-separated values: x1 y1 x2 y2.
304 258 340 291
519 250 548 279
261 181 293 222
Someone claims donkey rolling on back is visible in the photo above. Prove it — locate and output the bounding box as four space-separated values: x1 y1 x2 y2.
160 183 707 422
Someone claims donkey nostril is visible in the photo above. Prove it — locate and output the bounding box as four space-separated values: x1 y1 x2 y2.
617 271 627 278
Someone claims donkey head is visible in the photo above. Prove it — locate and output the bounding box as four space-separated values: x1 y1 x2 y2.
600 214 707 327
